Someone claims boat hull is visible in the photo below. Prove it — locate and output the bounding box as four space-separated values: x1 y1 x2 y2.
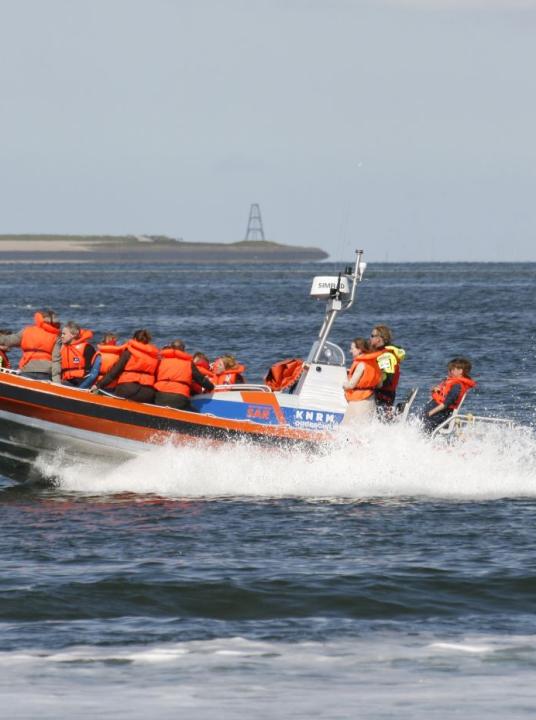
0 372 328 481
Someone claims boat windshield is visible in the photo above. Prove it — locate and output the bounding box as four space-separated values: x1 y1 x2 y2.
306 341 345 366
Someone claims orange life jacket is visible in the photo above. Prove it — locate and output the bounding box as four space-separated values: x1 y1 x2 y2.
96 342 125 388
345 351 383 402
431 375 477 410
212 360 246 386
19 312 61 369
0 348 10 369
118 339 159 386
154 348 194 396
264 358 304 391
61 329 95 382
191 359 214 395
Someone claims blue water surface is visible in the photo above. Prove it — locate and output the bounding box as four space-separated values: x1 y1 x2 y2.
0 261 535 719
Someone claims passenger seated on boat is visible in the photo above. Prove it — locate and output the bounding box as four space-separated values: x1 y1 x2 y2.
0 329 12 369
342 338 382 424
369 324 406 416
0 309 61 382
154 340 215 411
94 333 124 390
211 355 246 386
191 352 214 394
420 357 477 434
61 321 101 389
96 328 158 403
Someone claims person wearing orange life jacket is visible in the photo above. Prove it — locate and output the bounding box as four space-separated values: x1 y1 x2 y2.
342 338 383 424
191 352 214 395
96 328 158 403
0 329 12 369
421 357 477 434
61 321 100 389
94 333 124 390
0 310 61 382
211 355 246 386
0 346 9 369
154 340 215 411
369 324 406 416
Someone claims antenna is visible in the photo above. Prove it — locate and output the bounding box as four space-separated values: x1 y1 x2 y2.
244 203 266 241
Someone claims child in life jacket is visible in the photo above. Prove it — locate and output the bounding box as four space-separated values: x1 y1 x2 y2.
211 355 246 386
191 352 213 395
342 337 382 424
94 333 123 389
421 357 476 434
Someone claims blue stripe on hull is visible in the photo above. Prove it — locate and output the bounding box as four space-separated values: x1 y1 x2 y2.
192 396 343 430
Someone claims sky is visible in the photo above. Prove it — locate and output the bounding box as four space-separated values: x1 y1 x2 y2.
0 0 535 261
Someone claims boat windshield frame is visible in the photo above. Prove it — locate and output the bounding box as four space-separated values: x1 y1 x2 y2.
306 340 345 366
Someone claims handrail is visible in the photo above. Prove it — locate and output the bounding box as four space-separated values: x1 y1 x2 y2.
211 384 273 393
431 412 515 438
430 395 467 437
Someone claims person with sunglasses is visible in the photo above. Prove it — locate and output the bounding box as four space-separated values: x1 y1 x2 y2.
369 324 406 416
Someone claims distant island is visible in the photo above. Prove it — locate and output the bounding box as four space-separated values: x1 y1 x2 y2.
0 235 329 263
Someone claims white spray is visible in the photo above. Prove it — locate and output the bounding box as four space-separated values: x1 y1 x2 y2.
35 420 536 501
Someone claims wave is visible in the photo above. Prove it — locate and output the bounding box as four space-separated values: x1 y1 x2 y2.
2 633 535 666
3 571 536 623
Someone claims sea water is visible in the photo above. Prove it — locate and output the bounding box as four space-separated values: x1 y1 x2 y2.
0 261 535 718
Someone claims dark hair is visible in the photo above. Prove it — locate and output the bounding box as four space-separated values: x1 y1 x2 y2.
41 309 59 327
193 352 210 364
448 356 472 377
102 333 117 344
133 328 152 344
167 339 185 351
352 337 370 352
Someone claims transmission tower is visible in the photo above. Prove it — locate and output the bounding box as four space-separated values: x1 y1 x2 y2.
244 203 266 241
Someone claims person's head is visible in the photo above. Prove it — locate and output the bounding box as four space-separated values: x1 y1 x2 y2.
370 324 392 349
102 333 117 345
350 337 370 358
40 309 60 328
133 328 152 344
221 354 237 370
167 339 185 351
448 357 472 378
61 321 81 345
193 352 210 368
213 354 236 373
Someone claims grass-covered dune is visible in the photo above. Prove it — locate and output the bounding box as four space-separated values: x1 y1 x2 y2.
0 235 329 262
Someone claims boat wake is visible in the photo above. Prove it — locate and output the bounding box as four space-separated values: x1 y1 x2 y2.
34 419 536 501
